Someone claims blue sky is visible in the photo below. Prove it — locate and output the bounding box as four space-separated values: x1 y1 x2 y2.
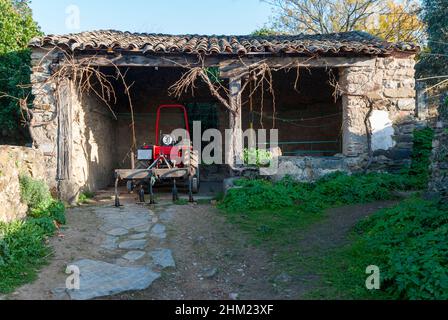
29 0 273 35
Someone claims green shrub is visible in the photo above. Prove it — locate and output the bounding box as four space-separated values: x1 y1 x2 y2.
220 172 403 213
19 175 65 224
0 219 51 293
78 190 95 204
0 175 66 293
19 175 53 212
402 127 435 189
354 198 448 300
243 148 273 167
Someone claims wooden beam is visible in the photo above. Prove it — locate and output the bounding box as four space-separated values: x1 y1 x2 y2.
219 56 376 79
71 54 375 74
73 54 223 68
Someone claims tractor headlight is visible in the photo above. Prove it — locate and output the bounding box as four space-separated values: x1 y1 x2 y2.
162 135 174 146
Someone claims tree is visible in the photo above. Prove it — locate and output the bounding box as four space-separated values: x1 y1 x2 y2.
263 0 423 42
0 0 41 144
417 0 448 80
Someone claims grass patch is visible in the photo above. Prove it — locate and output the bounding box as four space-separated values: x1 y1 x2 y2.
309 197 448 300
78 190 95 204
174 199 189 206
0 176 66 294
217 127 438 299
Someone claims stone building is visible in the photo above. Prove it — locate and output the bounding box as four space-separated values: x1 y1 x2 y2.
28 30 419 202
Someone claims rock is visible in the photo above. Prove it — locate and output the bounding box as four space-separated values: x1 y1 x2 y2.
128 233 147 240
134 224 152 233
66 259 160 300
160 210 175 222
194 236 206 245
149 248 175 269
118 240 147 250
275 273 293 283
50 287 68 300
150 224 167 240
105 228 129 237
97 205 152 232
223 178 242 195
203 267 218 279
123 251 146 262
229 293 239 300
101 236 118 250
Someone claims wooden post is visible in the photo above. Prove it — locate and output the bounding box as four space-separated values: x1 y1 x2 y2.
56 79 73 198
227 77 243 169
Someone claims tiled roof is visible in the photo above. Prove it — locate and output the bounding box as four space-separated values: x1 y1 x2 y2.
30 30 419 56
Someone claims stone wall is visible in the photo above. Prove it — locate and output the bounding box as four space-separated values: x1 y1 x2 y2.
0 146 46 223
428 100 448 200
30 48 60 190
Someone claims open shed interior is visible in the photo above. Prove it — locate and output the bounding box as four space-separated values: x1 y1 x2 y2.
74 65 343 190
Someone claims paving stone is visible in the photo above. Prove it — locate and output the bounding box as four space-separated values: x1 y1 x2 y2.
160 210 175 222
118 240 147 250
128 233 147 240
96 205 152 232
150 223 167 239
66 259 160 300
134 224 152 233
101 236 118 250
105 228 129 236
123 251 146 262
149 248 175 269
51 287 69 300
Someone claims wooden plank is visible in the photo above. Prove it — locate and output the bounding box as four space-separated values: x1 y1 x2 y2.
56 79 72 181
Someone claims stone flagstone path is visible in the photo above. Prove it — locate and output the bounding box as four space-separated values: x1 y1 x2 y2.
64 204 175 300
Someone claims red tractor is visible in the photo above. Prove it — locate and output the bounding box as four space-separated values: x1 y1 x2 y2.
114 104 200 206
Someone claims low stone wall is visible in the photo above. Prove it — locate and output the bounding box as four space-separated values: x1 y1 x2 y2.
272 156 364 182
0 146 46 223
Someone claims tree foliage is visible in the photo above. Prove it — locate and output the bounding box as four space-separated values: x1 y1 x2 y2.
416 0 448 81
263 0 423 42
0 0 40 144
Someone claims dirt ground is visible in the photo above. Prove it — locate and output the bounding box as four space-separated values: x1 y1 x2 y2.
5 186 398 300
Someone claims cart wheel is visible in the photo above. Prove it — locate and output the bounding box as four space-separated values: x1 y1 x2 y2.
126 181 134 193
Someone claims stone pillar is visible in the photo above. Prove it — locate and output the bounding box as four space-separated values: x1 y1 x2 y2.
339 56 418 172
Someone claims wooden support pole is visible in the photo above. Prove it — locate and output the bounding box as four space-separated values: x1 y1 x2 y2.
227 77 243 169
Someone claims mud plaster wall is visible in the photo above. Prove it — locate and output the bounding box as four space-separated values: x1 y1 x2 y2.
65 93 117 201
